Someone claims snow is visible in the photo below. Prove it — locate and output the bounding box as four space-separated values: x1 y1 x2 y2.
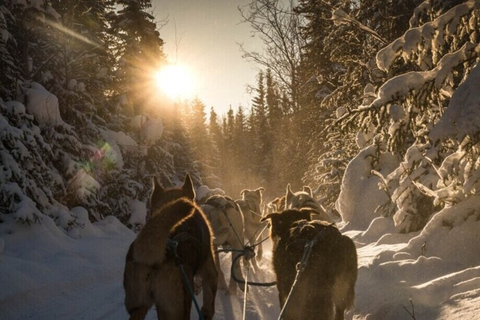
1 189 479 320
127 199 147 226
66 168 101 207
5 101 25 115
336 144 400 230
141 118 164 143
376 0 476 72
430 62 480 142
100 129 138 169
367 42 480 112
21 82 64 126
196 184 226 202
129 115 164 144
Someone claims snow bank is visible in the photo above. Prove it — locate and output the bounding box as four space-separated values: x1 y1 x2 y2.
352 192 480 319
0 213 135 320
405 195 480 267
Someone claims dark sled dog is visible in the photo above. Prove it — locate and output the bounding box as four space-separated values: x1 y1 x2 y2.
123 174 218 320
262 209 357 320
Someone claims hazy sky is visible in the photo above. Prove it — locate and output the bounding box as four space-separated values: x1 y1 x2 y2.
151 0 262 116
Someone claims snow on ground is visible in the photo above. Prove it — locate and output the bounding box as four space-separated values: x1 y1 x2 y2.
1 209 480 319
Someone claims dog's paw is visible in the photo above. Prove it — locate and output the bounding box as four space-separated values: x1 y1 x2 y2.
201 307 214 320
194 276 203 295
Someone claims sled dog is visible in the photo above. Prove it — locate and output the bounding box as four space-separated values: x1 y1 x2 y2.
285 184 335 223
235 187 266 263
262 209 357 320
201 194 246 294
267 195 286 213
123 174 218 320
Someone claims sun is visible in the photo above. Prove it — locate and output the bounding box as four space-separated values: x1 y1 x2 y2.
154 64 195 100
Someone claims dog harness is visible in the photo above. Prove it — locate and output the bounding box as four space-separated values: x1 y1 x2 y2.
277 220 329 320
164 212 210 320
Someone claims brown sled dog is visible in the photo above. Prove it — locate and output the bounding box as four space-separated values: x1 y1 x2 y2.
123 174 218 320
262 209 357 320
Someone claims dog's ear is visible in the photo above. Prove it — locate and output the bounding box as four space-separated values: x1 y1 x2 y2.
261 213 280 228
285 184 294 208
240 189 248 197
255 187 265 203
152 176 164 195
262 212 290 237
267 198 279 210
182 173 196 200
260 213 276 222
302 186 313 197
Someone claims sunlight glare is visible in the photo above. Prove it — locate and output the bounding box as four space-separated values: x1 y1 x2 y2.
154 65 195 100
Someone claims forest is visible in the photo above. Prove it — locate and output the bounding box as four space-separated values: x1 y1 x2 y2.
2 0 479 234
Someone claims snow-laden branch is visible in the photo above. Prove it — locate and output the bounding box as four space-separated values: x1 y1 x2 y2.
376 0 477 72
430 61 480 142
338 42 480 123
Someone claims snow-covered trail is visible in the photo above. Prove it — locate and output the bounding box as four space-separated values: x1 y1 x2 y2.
0 216 281 320
3 214 480 320
207 246 280 320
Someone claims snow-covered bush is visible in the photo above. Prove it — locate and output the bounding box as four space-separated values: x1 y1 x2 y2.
20 81 64 126
0 89 147 228
0 100 57 223
336 141 400 230
384 143 439 233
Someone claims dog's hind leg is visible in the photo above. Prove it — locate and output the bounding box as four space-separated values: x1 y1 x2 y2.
312 293 335 320
334 236 357 320
198 255 218 320
230 251 244 293
153 268 190 320
124 246 153 320
128 307 149 320
256 241 263 262
334 306 346 320
214 250 229 292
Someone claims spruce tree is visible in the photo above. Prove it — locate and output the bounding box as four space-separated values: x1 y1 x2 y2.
0 3 17 100
109 0 165 115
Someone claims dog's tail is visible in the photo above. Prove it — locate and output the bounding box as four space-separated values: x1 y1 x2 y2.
133 198 196 265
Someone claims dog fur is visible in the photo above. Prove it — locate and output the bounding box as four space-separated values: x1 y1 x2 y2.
262 209 357 320
235 187 266 264
201 194 246 294
267 196 286 213
285 184 335 223
123 174 218 320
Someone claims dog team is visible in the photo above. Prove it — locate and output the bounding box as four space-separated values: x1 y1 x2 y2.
124 173 358 320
